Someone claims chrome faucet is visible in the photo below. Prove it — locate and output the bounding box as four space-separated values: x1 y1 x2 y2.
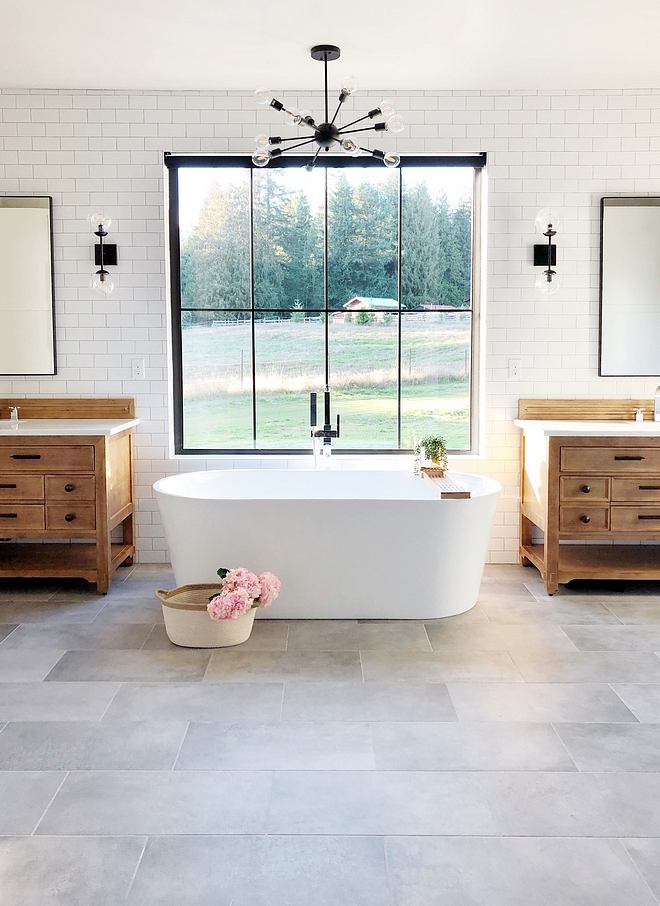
655 385 660 422
310 387 340 466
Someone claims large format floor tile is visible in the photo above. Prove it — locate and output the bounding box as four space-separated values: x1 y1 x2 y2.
44 649 211 682
204 650 362 682
385 836 658 906
361 650 525 683
269 771 497 835
36 770 272 835
0 649 65 682
125 835 390 906
0 720 187 770
0 682 119 721
623 838 660 901
0 623 153 650
510 650 660 683
610 684 660 722
281 680 458 721
286 620 431 651
479 598 622 624
175 721 375 770
0 772 65 834
104 681 284 722
0 835 146 906
371 721 576 771
562 625 660 651
554 722 660 771
424 622 577 651
447 682 638 722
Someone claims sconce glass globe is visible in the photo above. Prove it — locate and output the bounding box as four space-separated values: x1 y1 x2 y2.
254 87 272 106
383 151 401 168
340 75 358 95
252 150 271 168
91 276 114 295
379 99 395 118
535 272 561 296
254 133 270 150
386 113 405 133
88 212 112 230
535 207 561 233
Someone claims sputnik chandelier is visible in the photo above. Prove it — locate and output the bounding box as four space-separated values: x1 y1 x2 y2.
252 44 404 171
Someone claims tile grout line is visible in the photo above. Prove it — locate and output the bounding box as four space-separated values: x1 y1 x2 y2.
30 770 70 835
171 720 190 771
605 683 642 722
98 682 124 721
124 835 149 900
549 721 581 772
618 838 660 906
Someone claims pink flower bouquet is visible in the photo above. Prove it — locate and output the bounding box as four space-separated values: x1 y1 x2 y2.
207 566 281 621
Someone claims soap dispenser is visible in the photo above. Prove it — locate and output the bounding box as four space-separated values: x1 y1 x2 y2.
9 406 19 423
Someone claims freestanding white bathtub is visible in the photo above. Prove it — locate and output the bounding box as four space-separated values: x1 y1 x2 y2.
154 469 501 620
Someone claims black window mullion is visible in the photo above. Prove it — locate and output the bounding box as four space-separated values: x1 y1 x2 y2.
397 169 403 449
324 166 329 388
249 168 257 448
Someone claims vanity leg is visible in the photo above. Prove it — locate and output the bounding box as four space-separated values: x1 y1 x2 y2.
520 514 534 566
122 512 135 567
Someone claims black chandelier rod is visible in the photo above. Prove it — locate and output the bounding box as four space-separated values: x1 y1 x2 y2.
337 125 382 137
324 53 329 124
339 112 373 130
276 137 317 154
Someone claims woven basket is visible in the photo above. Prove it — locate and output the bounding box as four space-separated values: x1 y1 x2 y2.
155 584 256 648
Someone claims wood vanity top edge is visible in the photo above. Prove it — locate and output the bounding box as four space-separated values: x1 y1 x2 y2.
518 399 654 420
0 398 135 419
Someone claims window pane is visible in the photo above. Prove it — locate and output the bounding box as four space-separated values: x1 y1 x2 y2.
401 166 473 311
255 313 325 449
182 312 253 449
179 168 250 310
330 313 398 449
327 167 398 311
253 168 324 311
400 311 471 451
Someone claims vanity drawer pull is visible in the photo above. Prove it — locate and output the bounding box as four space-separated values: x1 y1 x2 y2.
639 486 660 491
614 455 645 461
64 513 75 522
64 484 75 492
10 454 41 460
580 515 591 523
0 484 17 489
0 513 17 518
638 514 660 520
581 485 591 493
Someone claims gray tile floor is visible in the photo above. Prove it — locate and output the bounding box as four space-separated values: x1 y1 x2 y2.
0 563 659 904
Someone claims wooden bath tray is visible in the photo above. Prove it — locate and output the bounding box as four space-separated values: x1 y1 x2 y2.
423 474 472 499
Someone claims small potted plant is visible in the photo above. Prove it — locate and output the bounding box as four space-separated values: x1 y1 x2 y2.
414 435 448 476
156 566 281 648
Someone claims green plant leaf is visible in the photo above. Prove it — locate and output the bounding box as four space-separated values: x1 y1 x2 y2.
217 567 229 579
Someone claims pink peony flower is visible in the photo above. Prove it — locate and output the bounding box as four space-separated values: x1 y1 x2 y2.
207 589 254 621
220 567 261 601
256 571 281 608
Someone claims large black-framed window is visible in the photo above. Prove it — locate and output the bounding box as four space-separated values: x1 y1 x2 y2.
166 153 485 455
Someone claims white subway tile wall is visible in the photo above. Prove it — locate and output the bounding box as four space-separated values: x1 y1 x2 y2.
2 86 660 564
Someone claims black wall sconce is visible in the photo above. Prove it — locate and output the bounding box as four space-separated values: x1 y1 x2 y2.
534 207 560 296
89 213 116 295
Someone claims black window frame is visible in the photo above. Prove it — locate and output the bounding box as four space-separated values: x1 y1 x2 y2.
166 152 486 456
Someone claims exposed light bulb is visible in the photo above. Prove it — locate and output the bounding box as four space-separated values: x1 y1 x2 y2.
386 113 405 133
254 133 270 150
285 107 302 125
299 109 314 125
252 150 271 168
88 212 112 230
254 87 272 106
535 207 561 233
304 162 315 172
535 272 561 296
91 276 114 295
383 151 401 168
341 138 358 155
340 75 358 95
379 99 395 118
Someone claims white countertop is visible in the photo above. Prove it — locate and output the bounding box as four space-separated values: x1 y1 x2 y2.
0 418 139 437
514 419 660 437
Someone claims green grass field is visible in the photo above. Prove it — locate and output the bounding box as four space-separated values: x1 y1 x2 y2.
182 316 471 450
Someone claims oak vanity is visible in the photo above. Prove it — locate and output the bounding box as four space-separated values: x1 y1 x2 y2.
516 399 660 594
0 399 138 593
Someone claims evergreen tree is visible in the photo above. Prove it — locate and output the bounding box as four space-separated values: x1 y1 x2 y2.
401 182 440 309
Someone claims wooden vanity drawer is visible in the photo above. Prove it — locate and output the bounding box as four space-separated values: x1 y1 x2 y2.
560 446 660 474
45 476 95 501
612 479 660 503
559 506 610 533
0 475 44 500
45 505 96 531
611 506 660 532
0 504 45 530
0 445 94 472
560 477 610 501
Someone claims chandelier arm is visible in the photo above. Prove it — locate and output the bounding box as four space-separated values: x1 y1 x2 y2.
273 135 318 143
340 113 373 130
329 97 346 127
324 54 329 124
278 138 317 154
337 125 380 136
307 146 324 170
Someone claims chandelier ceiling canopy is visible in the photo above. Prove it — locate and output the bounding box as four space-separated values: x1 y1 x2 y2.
252 44 404 171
